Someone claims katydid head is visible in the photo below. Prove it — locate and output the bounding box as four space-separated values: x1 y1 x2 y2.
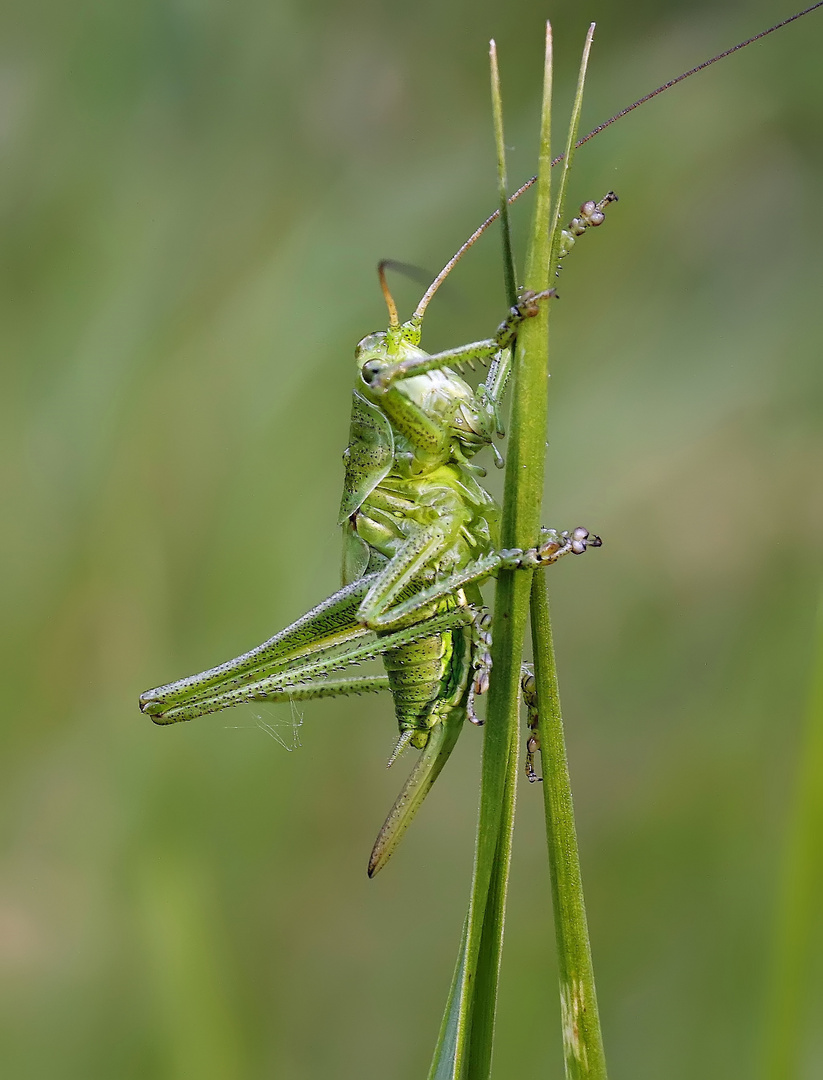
358 250 506 467
354 319 424 378
354 204 498 396
354 262 427 381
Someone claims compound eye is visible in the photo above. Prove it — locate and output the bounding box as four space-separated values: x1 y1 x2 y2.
361 360 383 385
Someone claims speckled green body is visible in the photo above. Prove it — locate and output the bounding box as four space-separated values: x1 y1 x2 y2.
339 325 503 749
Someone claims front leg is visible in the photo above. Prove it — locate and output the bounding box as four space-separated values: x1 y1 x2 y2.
498 526 602 569
361 289 556 393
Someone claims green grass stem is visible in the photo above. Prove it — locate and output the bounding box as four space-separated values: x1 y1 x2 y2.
530 576 607 1079
762 591 823 1079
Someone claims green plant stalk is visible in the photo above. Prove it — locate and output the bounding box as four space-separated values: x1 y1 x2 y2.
530 577 607 1079
528 24 608 1080
762 591 823 1080
428 24 555 1080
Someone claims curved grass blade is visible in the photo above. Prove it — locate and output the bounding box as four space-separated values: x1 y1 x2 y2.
368 705 466 877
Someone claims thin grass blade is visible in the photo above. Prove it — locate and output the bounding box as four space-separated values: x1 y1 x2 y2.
429 911 471 1080
762 591 823 1078
530 576 607 1079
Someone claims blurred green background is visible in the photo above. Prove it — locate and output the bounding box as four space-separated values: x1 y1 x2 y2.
2 0 821 1076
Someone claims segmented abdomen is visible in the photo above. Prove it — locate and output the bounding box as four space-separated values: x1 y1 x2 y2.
380 621 468 740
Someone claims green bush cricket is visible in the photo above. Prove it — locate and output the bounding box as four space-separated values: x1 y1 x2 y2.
139 4 823 877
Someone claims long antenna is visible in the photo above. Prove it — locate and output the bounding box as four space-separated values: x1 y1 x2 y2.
413 223 492 320
412 2 823 319
378 259 400 328
572 1 823 154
